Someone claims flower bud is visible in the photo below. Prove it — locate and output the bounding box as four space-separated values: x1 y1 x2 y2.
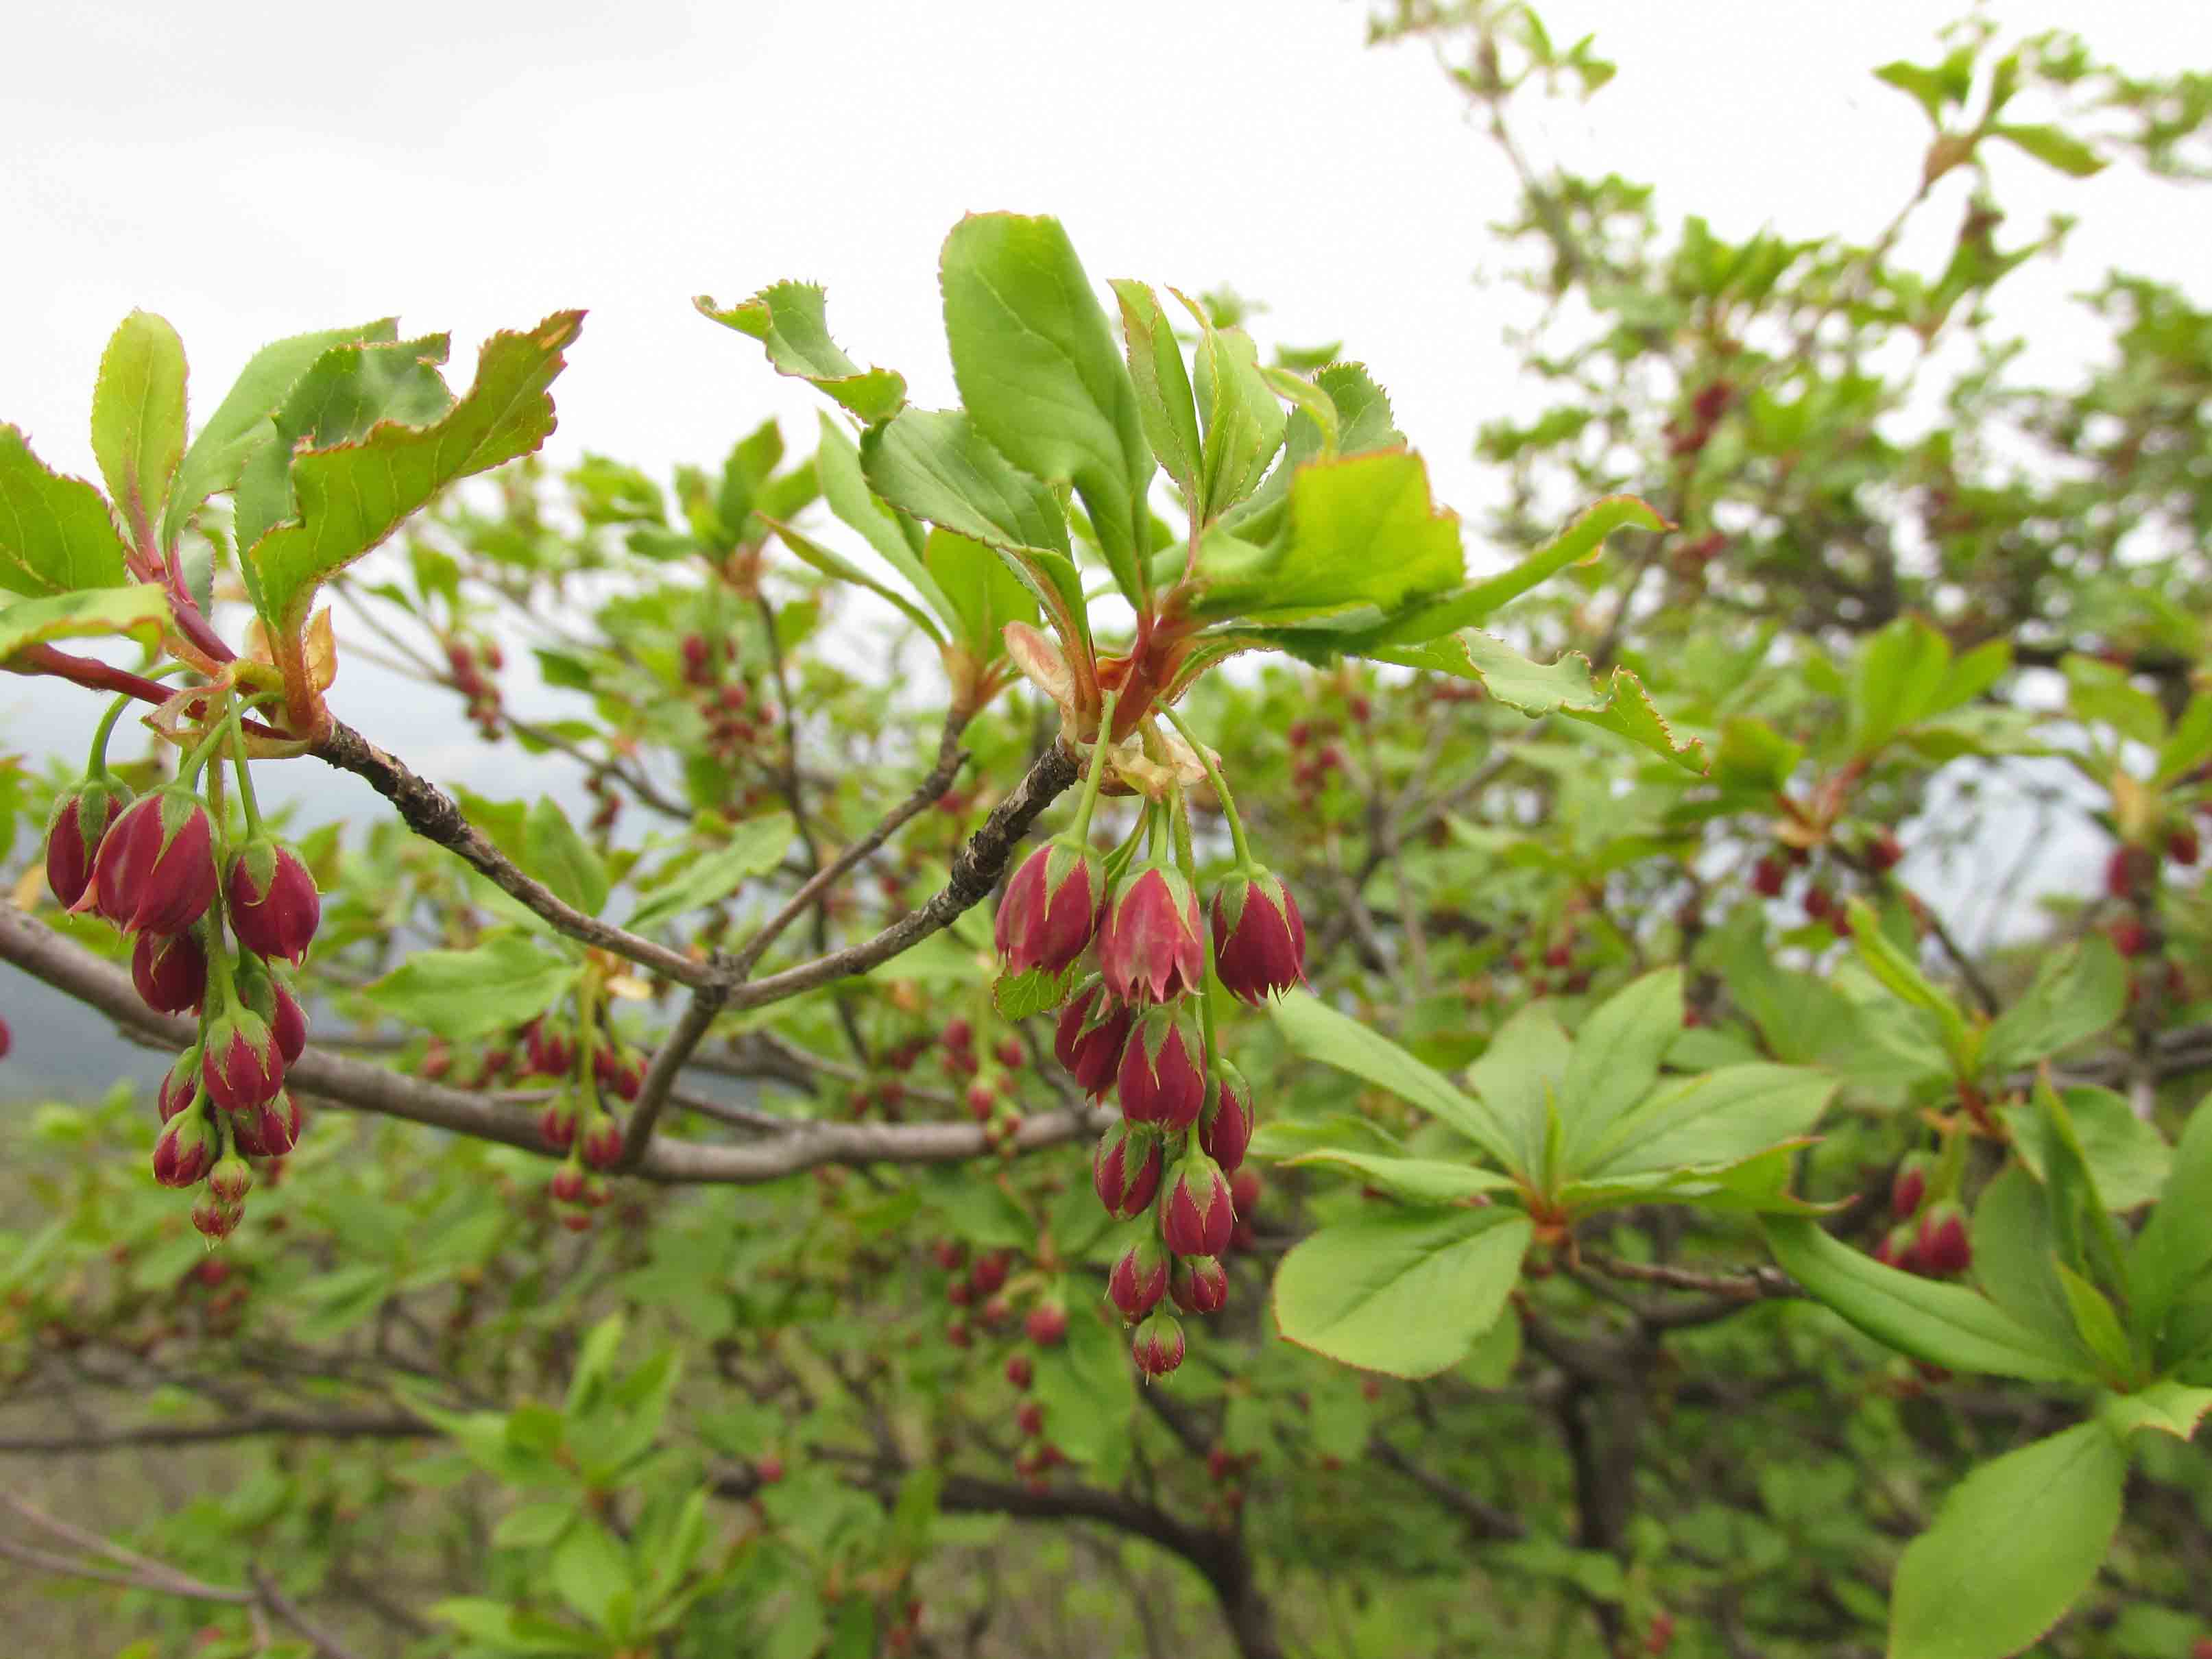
265 974 309 1065
157 1048 202 1123
579 1109 626 1171
45 776 133 909
232 1092 302 1159
191 1191 243 1241
1107 1237 1170 1322
202 1006 285 1113
523 1018 574 1078
1210 867 1306 1004
1118 1006 1205 1129
2171 823 2202 867
1866 829 1904 872
152 1109 215 1188
1055 980 1131 1096
1015 1398 1045 1436
1170 1255 1228 1316
1872 1223 1919 1272
1914 1202 1971 1276
1750 854 1786 897
971 1250 1011 1296
89 786 219 936
1005 1353 1033 1390
1131 1311 1185 1379
538 1100 578 1153
1092 1122 1164 1220
1098 863 1205 1004
1199 1060 1255 1172
224 836 321 965
1024 1301 1069 1346
1890 1152 1933 1218
235 954 309 1066
549 1164 589 1205
131 930 208 1015
594 1045 646 1101
1161 1153 1236 1258
2106 843 2158 899
994 837 1105 974
206 1154 253 1207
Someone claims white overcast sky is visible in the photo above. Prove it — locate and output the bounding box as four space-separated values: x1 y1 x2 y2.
5 0 2208 543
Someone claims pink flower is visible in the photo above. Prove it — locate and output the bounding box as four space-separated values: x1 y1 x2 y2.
1098 864 1205 1004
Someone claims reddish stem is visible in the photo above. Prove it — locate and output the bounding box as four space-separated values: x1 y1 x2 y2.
5 645 289 741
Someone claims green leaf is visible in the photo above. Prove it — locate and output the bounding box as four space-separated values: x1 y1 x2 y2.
1369 630 1707 774
493 1501 578 1551
1970 1166 2097 1367
0 585 173 659
1849 616 1951 756
1764 1217 2091 1383
626 813 795 933
90 311 187 546
1844 898 1972 1066
525 797 610 915
2002 1084 2172 1213
769 518 945 644
924 527 1038 662
363 934 579 1041
160 319 399 551
1465 1002 1573 1180
2130 1090 2212 1346
1283 1149 1515 1204
2099 1377 2212 1440
859 409 1087 650
292 1263 395 1342
1375 496 1666 645
1886 1423 2126 1659
231 332 456 562
247 312 581 630
1029 1300 1133 1472
1111 278 1202 505
1273 1209 1531 1377
1559 967 1683 1168
2054 1261 2137 1382
1979 936 2126 1073
1270 990 1518 1169
813 413 952 610
550 1519 631 1630
0 425 131 595
1873 60 1958 125
1170 289 1284 524
1581 1064 1835 1178
697 282 906 424
1191 448 1460 624
939 213 1153 601
2063 654 2167 747
2155 693 2212 785
1991 123 2104 177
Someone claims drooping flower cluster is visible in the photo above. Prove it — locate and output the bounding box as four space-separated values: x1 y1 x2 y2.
998 802 1302 1379
47 716 322 1242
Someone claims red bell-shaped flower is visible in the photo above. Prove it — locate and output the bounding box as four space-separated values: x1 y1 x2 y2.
152 1106 215 1188
1107 1237 1170 1322
1054 980 1131 1096
1169 1254 1229 1316
202 1006 285 1113
226 836 321 965
1117 1006 1205 1130
1914 1202 1972 1276
45 777 133 909
232 1092 302 1159
1092 1122 1164 1220
994 837 1105 974
131 930 208 1015
1210 867 1305 1004
1161 1152 1236 1257
1098 863 1205 1004
1200 1060 1255 1172
90 786 218 936
1131 1310 1185 1379
579 1107 627 1170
